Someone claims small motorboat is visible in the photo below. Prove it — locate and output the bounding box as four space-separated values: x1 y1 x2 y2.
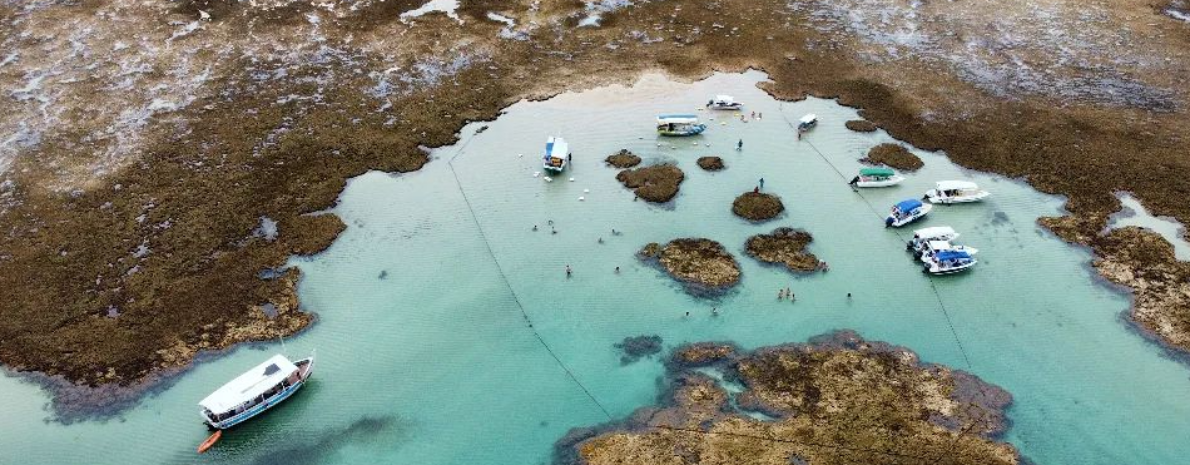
797 113 818 132
706 95 743 110
906 226 959 252
925 180 990 204
849 167 904 188
199 352 315 430
885 198 932 228
923 250 978 275
918 240 979 263
543 136 569 173
656 114 707 136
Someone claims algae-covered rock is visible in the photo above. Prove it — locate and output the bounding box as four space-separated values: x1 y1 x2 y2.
732 192 784 221
605 149 642 168
696 156 725 171
639 238 740 293
559 330 1020 465
862 143 924 171
616 164 685 203
845 119 879 132
614 335 663 365
745 227 821 273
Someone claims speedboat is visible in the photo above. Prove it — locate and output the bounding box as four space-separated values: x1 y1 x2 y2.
923 250 977 275
885 198 932 228
706 95 743 110
199 352 315 430
543 136 569 173
925 180 990 204
906 226 959 252
849 167 904 188
918 240 979 263
797 113 818 132
656 114 707 136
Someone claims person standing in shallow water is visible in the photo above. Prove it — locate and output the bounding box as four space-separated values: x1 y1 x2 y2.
566 265 572 278
737 139 743 151
759 178 765 190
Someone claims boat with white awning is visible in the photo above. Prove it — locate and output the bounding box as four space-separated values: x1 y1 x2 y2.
199 352 315 430
925 180 990 204
656 114 707 136
906 226 959 252
705 95 743 110
543 136 569 173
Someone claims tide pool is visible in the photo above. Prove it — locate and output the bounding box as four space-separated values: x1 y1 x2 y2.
0 71 1188 465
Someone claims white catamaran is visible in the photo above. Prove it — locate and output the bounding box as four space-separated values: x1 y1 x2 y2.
199 352 315 430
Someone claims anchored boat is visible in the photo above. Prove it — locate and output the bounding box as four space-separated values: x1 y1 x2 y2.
797 113 818 132
199 352 315 430
706 95 743 110
918 240 979 263
923 250 977 275
656 114 707 136
849 167 904 188
885 198 932 228
543 136 569 173
906 226 959 252
925 180 990 204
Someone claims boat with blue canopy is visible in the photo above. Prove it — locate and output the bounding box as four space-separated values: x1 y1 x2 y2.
885 198 932 227
543 136 569 173
199 352 315 430
656 114 707 136
918 240 979 262
849 167 904 188
923 249 977 275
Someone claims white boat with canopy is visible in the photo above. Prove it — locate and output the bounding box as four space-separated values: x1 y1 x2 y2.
705 95 743 110
849 167 904 188
918 240 979 262
543 136 569 173
923 250 978 275
885 199 932 228
925 180 990 204
906 226 959 252
199 352 315 430
797 113 818 132
656 114 707 136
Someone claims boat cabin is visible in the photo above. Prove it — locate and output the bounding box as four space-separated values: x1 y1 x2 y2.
656 114 707 136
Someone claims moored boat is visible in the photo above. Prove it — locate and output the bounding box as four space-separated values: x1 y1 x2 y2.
705 95 743 110
543 136 569 173
656 114 707 136
918 240 979 263
797 113 818 132
925 180 990 204
923 250 978 275
906 226 959 252
849 167 904 188
885 199 932 228
199 352 315 430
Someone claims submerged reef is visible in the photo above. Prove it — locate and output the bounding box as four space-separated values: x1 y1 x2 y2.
862 143 924 171
605 149 642 168
745 227 822 273
845 119 879 132
614 335 664 365
639 239 741 294
557 331 1018 465
616 164 685 203
732 192 785 222
696 156 725 171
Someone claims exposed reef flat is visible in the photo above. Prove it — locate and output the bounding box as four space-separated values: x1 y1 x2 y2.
605 149 642 168
845 119 879 132
861 143 924 171
696 156 725 171
639 239 741 294
558 331 1018 465
745 227 822 273
615 164 685 203
732 192 785 222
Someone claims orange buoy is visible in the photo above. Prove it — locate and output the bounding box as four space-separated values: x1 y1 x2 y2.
197 430 222 454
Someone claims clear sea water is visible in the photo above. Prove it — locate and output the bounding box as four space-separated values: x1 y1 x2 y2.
2 71 1189 465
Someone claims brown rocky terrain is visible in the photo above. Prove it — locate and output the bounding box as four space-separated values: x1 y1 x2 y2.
745 227 822 273
615 164 685 203
2 0 1190 411
696 156 724 171
862 143 924 171
605 149 641 168
559 331 1018 465
845 119 879 132
732 192 785 221
639 239 741 294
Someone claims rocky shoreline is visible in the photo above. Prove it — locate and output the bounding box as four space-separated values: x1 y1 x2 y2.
861 143 924 171
557 330 1018 465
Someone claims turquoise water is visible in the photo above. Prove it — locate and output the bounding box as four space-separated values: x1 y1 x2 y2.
2 71 1189 465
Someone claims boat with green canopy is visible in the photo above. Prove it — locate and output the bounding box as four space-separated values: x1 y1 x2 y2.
849 167 904 188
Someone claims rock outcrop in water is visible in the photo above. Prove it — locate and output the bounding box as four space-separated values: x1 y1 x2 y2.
732 192 784 221
557 331 1019 465
845 119 879 132
862 143 923 171
605 149 642 168
614 335 663 365
745 227 822 273
639 239 741 294
696 156 725 171
616 164 685 203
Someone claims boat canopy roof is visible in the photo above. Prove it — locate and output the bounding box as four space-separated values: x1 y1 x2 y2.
860 167 895 177
199 355 297 414
799 113 818 124
913 226 957 239
545 137 568 159
714 95 735 103
926 240 953 250
935 250 971 261
657 114 700 124
895 199 923 212
936 180 979 191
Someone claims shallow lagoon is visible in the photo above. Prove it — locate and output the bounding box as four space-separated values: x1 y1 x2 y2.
1 72 1189 465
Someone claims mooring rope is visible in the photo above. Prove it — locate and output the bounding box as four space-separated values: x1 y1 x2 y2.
446 142 613 420
778 104 973 370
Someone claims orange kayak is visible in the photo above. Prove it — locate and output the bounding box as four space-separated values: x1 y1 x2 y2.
197 430 222 454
